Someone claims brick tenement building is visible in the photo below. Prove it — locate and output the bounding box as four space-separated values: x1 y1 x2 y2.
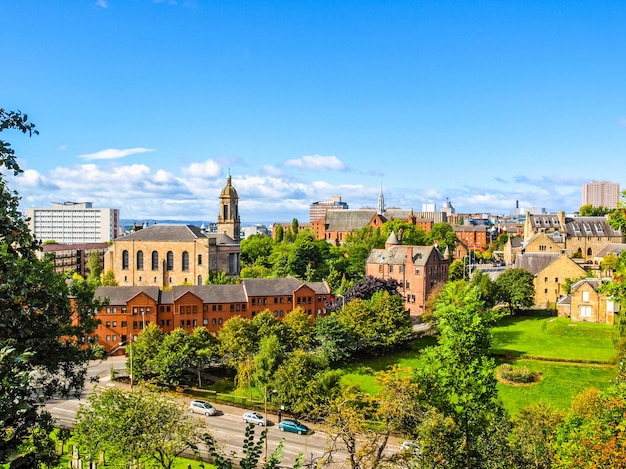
90 277 333 353
365 231 450 317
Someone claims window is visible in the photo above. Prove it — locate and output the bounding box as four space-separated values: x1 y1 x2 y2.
121 321 127 327
182 251 189 271
218 318 222 324
106 335 111 342
136 250 144 270
151 251 159 270
198 275 202 285
406 280 410 289
112 321 117 327
212 318 216 325
379 265 383 273
389 265 394 273
580 305 592 318
252 298 256 305
193 320 197 327
230 304 235 312
180 320 184 327
106 321 111 327
167 251 174 271
212 305 216 311
582 291 589 302
544 277 548 282
198 254 202 265
203 318 208 325
122 250 129 269
274 297 278 304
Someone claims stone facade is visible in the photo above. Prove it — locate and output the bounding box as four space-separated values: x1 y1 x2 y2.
523 211 622 261
91 278 333 353
365 233 450 317
557 278 617 324
104 176 241 287
515 252 587 309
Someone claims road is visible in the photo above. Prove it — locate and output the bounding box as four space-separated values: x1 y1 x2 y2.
45 357 384 467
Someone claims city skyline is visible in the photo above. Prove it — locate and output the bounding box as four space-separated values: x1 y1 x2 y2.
2 1 625 224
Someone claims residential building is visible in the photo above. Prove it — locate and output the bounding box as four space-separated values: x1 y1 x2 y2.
24 202 119 244
309 196 349 223
90 278 333 353
515 252 587 309
523 211 623 261
582 180 620 209
557 278 617 324
365 231 450 317
103 175 241 287
38 242 109 276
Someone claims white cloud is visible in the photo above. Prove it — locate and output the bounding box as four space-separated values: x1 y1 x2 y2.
261 165 282 176
96 0 108 8
180 160 221 178
77 147 155 160
284 155 346 171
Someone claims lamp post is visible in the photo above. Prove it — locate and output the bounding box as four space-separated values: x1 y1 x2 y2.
263 387 277 462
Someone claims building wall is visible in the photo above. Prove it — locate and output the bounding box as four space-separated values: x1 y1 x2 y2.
105 238 239 287
91 283 332 353
25 202 119 244
582 181 620 209
569 283 616 324
533 256 586 309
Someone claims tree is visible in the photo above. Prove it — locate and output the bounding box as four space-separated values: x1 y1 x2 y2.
218 316 257 368
241 234 275 267
127 322 164 381
274 224 284 243
74 387 200 469
287 231 323 279
1 109 101 461
414 281 506 468
580 204 611 216
495 268 535 313
202 423 297 469
253 334 283 394
314 314 356 363
152 328 195 386
282 307 314 351
448 259 465 281
86 249 103 286
190 327 219 387
342 275 400 305
510 403 563 469
426 222 458 251
101 269 118 286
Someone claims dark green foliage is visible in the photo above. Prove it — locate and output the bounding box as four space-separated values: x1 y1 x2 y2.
0 109 102 462
495 268 535 313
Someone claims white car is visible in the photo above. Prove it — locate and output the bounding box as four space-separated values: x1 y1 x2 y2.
189 400 218 416
243 411 266 426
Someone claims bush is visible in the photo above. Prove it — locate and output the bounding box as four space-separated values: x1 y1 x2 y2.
499 363 540 384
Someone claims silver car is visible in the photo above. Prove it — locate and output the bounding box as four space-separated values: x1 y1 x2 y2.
189 400 218 416
243 411 266 426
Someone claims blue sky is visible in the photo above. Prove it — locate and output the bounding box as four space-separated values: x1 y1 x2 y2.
2 0 625 224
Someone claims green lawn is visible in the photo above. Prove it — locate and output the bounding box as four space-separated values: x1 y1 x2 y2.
491 315 616 363
340 315 618 415
496 359 616 414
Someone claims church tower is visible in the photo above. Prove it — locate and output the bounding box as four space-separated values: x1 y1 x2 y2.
377 184 385 215
216 171 240 241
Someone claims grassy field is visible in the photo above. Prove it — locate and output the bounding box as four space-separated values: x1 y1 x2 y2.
491 315 616 363
341 314 618 415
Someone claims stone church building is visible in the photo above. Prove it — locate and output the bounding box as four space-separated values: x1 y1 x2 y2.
104 174 241 287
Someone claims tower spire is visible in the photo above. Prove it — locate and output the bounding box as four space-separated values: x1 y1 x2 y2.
377 183 385 215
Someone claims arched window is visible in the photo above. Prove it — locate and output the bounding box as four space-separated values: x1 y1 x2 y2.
182 251 189 271
167 251 174 271
587 247 592 256
197 275 202 285
136 250 144 270
122 250 129 270
151 251 159 270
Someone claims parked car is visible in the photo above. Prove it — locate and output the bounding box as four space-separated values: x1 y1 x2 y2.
278 418 309 435
243 411 266 426
189 400 218 416
400 439 420 455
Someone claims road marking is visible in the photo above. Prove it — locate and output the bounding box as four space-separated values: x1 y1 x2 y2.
51 407 76 414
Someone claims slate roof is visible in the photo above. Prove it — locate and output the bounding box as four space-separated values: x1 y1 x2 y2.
528 214 622 238
509 237 524 248
324 210 379 232
570 278 601 292
170 284 247 303
116 224 207 242
94 278 330 306
366 245 441 267
595 243 626 258
514 253 560 275
242 277 308 297
95 286 161 304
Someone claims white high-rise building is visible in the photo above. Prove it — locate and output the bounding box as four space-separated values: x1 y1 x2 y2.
582 181 620 209
24 202 120 244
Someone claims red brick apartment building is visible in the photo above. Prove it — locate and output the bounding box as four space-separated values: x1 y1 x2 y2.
91 278 333 353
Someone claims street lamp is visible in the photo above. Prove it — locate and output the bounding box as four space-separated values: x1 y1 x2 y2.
264 387 277 462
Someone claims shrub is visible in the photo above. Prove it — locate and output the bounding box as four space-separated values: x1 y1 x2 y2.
499 363 540 384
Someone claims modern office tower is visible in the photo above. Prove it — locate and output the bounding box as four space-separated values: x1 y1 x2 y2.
582 181 620 209
309 196 349 223
24 202 120 244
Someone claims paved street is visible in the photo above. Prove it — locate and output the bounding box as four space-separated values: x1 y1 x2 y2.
45 357 403 467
